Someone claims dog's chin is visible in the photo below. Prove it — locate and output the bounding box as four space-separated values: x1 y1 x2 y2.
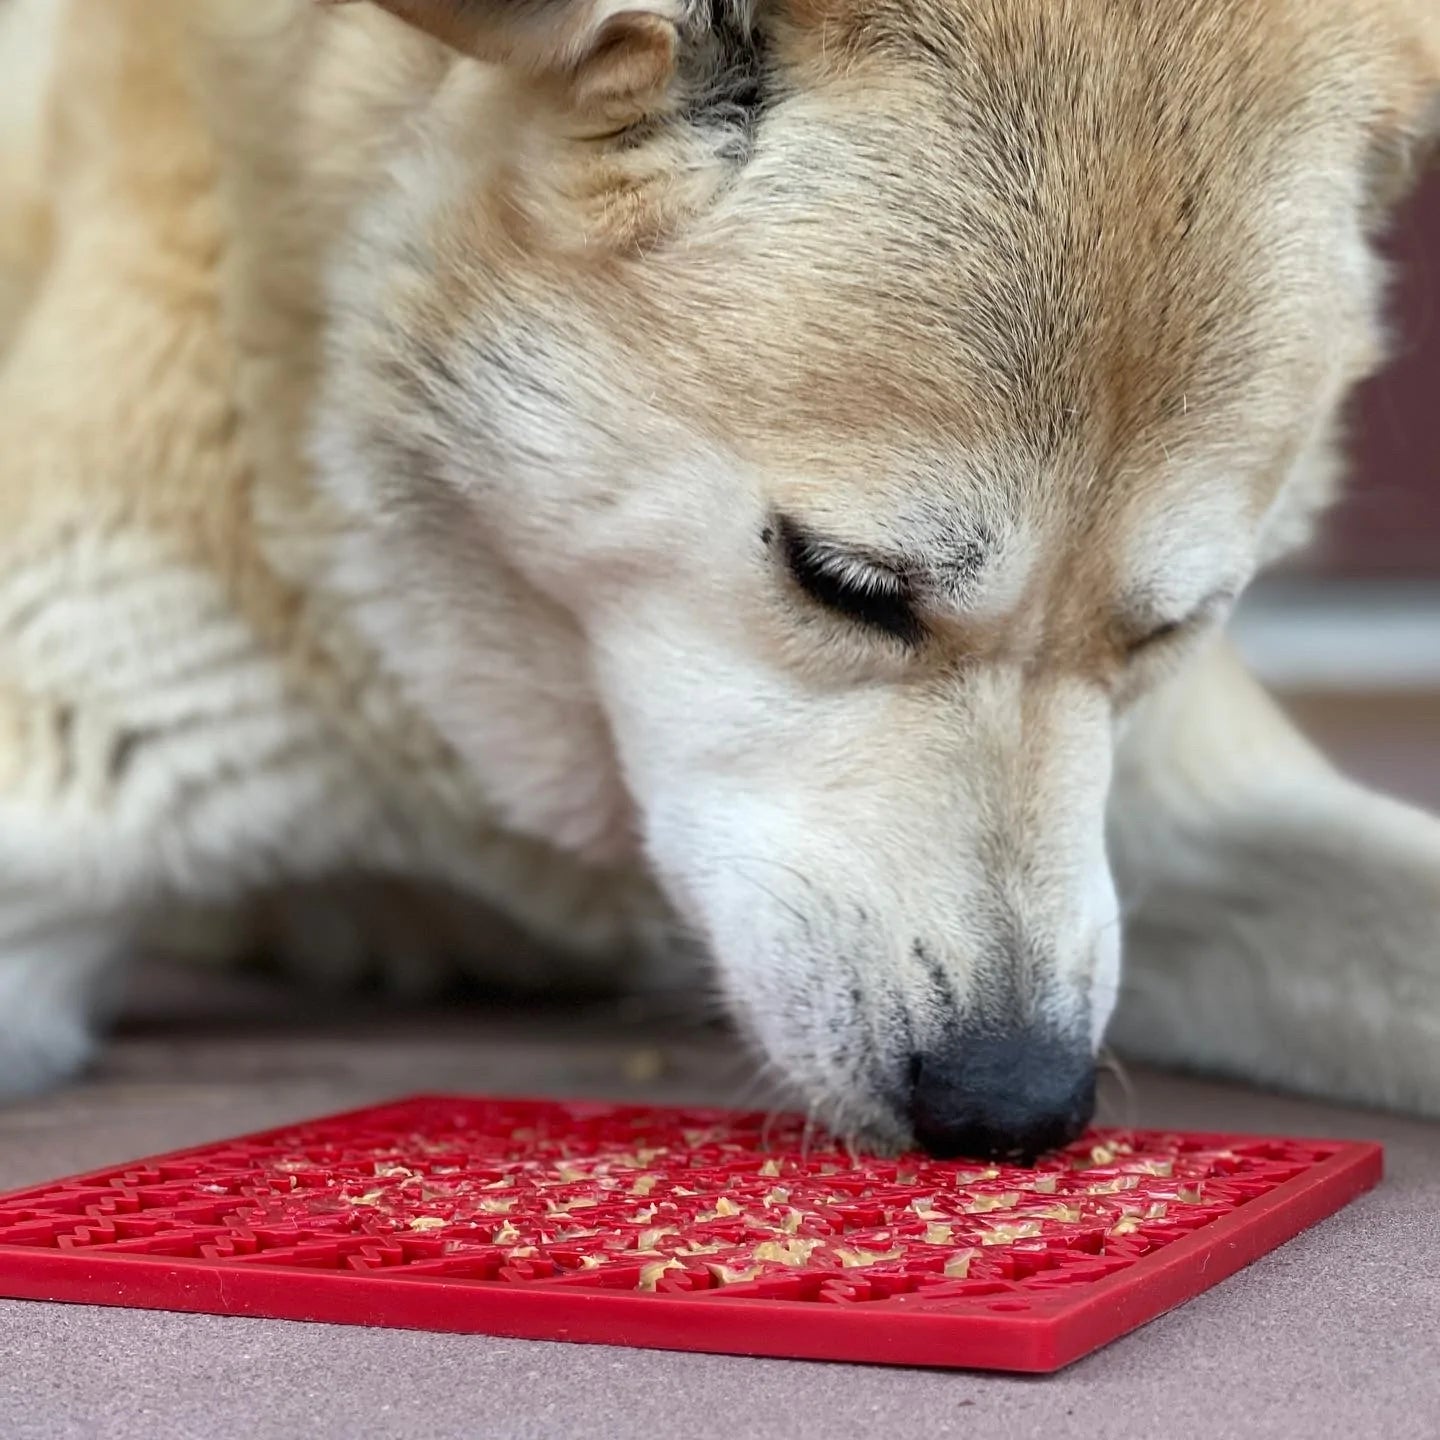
838 1116 918 1159
794 1088 917 1157
770 1085 917 1159
714 995 915 1156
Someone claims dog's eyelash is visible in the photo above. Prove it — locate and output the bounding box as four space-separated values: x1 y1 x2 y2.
777 521 923 645
1122 587 1237 660
1127 619 1186 655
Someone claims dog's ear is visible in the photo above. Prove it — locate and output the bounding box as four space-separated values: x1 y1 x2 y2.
1368 0 1440 213
1395 0 1440 78
320 0 682 117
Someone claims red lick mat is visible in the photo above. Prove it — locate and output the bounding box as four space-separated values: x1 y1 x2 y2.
0 1094 1381 1372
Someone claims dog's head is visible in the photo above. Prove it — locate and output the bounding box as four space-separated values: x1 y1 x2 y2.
318 0 1439 1154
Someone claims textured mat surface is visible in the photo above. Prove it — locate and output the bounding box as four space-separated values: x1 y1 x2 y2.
0 1093 1382 1372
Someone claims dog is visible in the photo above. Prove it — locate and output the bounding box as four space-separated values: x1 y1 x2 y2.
0 0 1436 1158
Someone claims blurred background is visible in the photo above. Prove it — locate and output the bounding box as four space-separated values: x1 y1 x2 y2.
1231 174 1440 810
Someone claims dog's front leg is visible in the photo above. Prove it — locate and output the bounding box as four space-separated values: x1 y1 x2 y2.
1108 637 1440 1116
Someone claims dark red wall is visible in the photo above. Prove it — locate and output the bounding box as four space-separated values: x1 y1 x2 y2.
1315 177 1440 577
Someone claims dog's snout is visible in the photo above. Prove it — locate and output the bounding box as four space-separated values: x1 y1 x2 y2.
906 1028 1096 1162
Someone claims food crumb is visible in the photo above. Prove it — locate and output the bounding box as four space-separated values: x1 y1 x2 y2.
1085 1177 1140 1195
967 1193 1019 1214
981 1222 1042 1245
752 1238 822 1266
943 1251 977 1279
708 1262 762 1285
1036 1204 1083 1224
622 1049 668 1083
638 1259 683 1291
698 1196 742 1222
836 1245 905 1269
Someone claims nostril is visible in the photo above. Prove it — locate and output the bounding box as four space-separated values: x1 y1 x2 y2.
907 1032 1095 1163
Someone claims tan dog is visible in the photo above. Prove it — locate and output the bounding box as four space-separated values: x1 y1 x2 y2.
0 0 1436 1157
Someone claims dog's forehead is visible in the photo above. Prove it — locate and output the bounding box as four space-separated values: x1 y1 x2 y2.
740 0 1375 420
705 0 1387 574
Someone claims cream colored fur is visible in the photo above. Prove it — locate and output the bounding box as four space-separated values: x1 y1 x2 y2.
0 0 1436 1145
0 0 672 1089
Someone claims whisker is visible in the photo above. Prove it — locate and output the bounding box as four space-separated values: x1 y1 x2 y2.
699 860 819 940
801 1106 821 1162
1095 1047 1139 1130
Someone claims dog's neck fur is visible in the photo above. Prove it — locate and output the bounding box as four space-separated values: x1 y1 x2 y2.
192 6 637 857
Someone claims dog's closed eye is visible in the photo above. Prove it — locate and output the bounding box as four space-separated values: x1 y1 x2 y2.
1126 618 1186 655
1123 588 1236 658
775 518 923 645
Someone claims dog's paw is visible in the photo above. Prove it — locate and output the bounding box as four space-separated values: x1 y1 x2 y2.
0 1004 94 1099
1113 786 1440 1119
138 882 461 999
0 927 122 1100
141 875 677 1002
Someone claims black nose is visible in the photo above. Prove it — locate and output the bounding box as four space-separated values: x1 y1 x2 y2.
907 1028 1096 1162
